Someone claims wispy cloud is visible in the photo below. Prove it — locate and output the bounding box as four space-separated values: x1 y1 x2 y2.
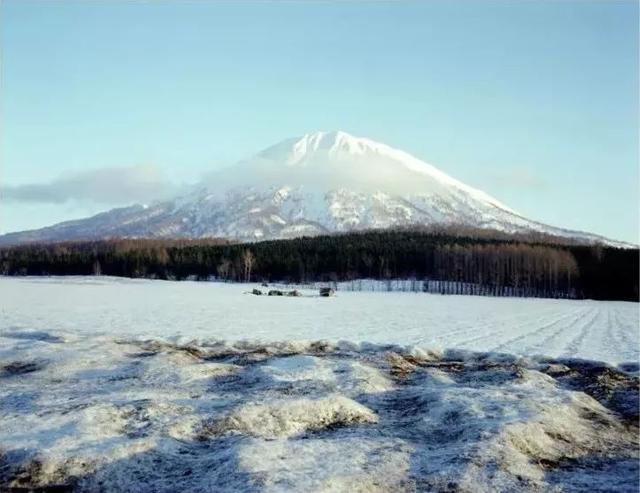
2 165 176 205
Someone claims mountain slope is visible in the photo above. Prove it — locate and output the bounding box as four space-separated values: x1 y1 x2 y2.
0 131 629 247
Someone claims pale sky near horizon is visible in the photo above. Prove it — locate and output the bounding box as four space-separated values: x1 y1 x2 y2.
1 0 638 242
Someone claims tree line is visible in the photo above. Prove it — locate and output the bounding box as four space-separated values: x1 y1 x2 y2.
0 228 636 301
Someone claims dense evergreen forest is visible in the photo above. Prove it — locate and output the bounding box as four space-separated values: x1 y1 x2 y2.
0 228 637 301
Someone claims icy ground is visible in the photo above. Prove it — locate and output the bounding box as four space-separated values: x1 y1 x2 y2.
0 276 638 364
0 276 638 492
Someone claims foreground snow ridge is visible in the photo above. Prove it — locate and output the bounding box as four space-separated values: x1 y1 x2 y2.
203 394 378 440
0 333 638 492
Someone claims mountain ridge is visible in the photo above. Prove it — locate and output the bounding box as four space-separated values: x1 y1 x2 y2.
0 131 633 248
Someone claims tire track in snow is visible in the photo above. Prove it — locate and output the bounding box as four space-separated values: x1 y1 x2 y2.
581 306 634 363
448 306 585 354
454 306 588 351
611 309 639 361
489 306 589 355
524 307 599 357
560 307 603 359
491 306 588 350
429 305 561 346
444 306 573 349
603 307 622 357
613 310 638 348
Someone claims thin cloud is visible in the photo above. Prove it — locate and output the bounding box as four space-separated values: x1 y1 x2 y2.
2 165 176 205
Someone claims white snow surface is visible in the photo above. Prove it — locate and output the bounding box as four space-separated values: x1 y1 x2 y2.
1 276 637 365
0 276 638 492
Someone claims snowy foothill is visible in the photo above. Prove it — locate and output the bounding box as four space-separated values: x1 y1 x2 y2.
0 276 638 492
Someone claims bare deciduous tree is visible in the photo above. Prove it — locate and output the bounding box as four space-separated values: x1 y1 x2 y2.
217 258 231 281
93 260 102 276
242 249 255 282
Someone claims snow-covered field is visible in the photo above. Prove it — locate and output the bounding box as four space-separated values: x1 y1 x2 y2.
0 276 638 492
1 276 637 364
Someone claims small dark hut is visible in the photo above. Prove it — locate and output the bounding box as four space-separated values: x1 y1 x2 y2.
319 287 335 297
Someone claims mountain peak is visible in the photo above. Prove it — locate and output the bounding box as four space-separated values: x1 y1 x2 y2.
1 130 628 248
256 130 369 167
299 130 356 142
300 130 352 141
289 130 367 162
254 131 515 213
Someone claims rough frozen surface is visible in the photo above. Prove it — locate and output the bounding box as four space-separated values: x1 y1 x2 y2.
0 276 638 492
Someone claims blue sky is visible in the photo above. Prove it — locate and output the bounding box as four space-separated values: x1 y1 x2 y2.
2 0 638 242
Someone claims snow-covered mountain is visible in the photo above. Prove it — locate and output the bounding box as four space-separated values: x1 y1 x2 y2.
0 131 628 246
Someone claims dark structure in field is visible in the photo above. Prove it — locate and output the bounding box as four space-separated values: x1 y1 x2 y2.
320 288 336 297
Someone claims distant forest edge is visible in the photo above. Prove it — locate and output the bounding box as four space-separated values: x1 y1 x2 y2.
0 228 637 301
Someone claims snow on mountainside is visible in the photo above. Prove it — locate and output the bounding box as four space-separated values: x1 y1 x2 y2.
0 131 630 246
